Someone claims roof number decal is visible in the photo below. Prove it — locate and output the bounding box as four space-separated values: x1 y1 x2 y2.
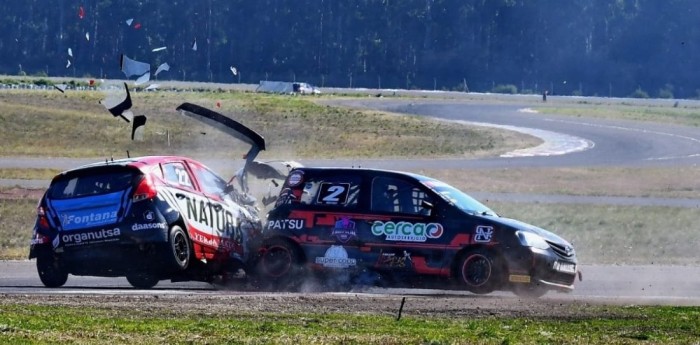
317 183 350 205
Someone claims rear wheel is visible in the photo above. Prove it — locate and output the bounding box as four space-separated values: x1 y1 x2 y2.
256 238 303 290
126 272 159 289
168 225 191 272
36 255 68 288
456 249 501 294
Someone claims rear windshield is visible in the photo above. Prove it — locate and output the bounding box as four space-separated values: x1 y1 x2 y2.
49 169 137 199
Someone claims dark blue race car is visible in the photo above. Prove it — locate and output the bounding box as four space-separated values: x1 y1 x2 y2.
254 167 580 297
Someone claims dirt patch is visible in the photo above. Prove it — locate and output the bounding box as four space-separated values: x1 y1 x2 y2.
0 187 43 200
0 293 619 320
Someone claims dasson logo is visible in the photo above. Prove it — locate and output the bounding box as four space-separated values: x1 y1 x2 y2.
131 223 167 231
61 211 118 226
62 227 121 245
371 221 444 242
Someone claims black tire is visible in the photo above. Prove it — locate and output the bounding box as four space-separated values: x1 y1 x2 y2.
512 283 548 299
36 255 68 288
126 272 160 289
456 249 501 294
167 225 191 272
256 238 303 290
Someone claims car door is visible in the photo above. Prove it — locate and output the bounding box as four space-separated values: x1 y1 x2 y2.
185 161 253 262
283 172 365 272
362 175 449 278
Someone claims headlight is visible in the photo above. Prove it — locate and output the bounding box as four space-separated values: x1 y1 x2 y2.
516 231 550 250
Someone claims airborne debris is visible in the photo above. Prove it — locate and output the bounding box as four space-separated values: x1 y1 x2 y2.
131 115 147 141
85 32 90 41
152 46 167 52
100 82 133 122
53 84 68 93
120 54 150 79
126 18 134 26
68 48 73 58
154 62 170 76
78 6 85 19
230 66 238 76
135 72 150 86
191 38 197 51
65 59 71 68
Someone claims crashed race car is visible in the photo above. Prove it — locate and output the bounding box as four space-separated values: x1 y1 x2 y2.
254 167 580 297
29 103 283 288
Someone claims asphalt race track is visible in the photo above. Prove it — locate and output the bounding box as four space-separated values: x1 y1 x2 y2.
1 94 699 304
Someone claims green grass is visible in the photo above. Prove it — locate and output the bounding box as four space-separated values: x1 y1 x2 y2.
0 90 536 159
0 304 697 344
486 202 700 265
423 166 700 198
0 168 61 180
535 104 700 127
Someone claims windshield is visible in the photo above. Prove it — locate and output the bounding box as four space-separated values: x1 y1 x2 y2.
420 178 496 216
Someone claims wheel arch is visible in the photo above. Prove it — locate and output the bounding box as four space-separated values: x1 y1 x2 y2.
451 245 507 280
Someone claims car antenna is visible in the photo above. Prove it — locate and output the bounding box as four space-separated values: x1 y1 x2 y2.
111 155 114 162
126 150 130 158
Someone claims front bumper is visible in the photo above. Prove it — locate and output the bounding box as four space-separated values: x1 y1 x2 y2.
506 247 578 292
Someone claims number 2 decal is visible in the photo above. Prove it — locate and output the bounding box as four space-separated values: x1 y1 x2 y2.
317 183 350 205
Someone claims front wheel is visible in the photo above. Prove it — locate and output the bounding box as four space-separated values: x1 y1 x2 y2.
167 225 191 272
36 255 68 288
456 249 501 294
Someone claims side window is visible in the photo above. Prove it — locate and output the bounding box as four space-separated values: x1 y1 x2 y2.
162 162 194 189
299 176 360 207
371 177 432 215
188 163 227 196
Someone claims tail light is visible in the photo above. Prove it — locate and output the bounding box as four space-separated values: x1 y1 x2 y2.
133 174 157 202
37 205 50 229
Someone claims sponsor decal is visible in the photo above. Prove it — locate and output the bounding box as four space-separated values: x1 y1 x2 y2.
267 219 305 230
287 171 304 187
315 245 356 269
183 195 242 243
377 250 412 269
371 221 444 242
61 227 121 246
191 231 242 254
509 274 531 283
61 211 118 227
474 226 494 243
143 210 155 221
131 222 167 231
332 217 356 243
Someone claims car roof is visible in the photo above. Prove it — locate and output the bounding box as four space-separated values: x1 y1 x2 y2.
292 166 433 182
61 155 199 174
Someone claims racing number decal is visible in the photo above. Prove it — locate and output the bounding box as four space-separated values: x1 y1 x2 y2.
317 183 350 205
175 167 192 187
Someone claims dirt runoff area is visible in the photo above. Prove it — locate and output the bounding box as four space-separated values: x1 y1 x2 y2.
0 292 618 320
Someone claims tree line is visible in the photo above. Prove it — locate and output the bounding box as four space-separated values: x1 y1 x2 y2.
1 0 698 98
